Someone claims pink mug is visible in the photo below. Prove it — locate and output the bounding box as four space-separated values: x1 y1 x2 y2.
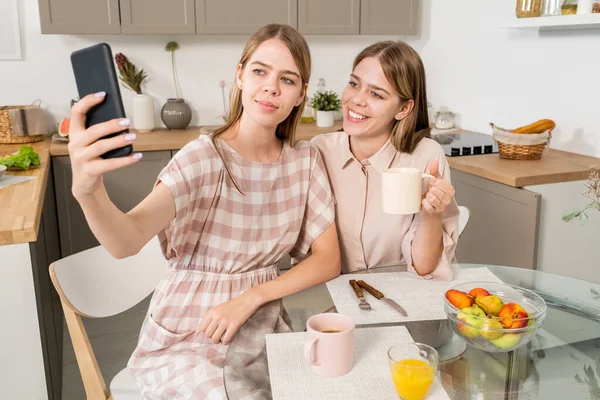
304 313 355 377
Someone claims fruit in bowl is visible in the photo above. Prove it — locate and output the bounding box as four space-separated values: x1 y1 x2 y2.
444 282 546 353
456 305 485 338
475 295 504 316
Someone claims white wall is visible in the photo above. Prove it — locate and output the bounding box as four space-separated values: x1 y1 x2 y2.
1 1 598 156
405 0 600 158
0 244 47 400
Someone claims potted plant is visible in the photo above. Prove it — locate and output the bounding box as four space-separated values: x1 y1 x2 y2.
161 41 192 130
309 90 341 128
115 52 154 132
563 166 600 223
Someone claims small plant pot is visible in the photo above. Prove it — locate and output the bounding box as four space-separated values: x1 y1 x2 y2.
316 110 334 128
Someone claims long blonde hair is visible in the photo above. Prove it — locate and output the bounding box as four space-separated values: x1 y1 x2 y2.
352 41 430 154
212 24 311 145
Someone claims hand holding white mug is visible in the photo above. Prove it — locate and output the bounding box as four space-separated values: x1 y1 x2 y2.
421 160 455 215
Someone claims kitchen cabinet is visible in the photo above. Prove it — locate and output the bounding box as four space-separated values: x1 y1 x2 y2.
29 168 63 400
38 0 121 34
39 0 420 35
195 0 298 34
360 0 419 35
452 169 540 270
53 151 171 257
298 0 360 34
120 0 196 34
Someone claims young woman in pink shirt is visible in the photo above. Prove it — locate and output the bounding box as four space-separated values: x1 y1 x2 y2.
311 41 459 281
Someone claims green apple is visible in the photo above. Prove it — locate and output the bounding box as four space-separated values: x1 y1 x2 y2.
490 333 521 349
456 310 484 338
461 304 486 317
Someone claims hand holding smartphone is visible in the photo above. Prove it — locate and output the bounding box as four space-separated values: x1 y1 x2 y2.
70 43 133 159
68 43 142 199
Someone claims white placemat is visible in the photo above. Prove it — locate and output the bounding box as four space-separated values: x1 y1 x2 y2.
266 326 449 400
326 267 503 325
0 175 36 189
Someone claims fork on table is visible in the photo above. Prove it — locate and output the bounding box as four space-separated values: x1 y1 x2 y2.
349 279 372 311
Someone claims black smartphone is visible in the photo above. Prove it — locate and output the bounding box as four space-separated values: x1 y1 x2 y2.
70 43 133 159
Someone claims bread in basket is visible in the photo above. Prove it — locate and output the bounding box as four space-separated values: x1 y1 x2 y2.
490 119 555 160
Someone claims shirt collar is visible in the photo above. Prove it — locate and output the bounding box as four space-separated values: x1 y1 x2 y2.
340 134 397 173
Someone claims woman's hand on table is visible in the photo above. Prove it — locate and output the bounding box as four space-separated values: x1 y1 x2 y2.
421 160 455 215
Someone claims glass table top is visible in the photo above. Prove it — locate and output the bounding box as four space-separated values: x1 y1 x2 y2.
225 264 600 399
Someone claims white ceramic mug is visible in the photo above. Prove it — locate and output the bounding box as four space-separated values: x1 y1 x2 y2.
382 168 435 215
304 313 355 377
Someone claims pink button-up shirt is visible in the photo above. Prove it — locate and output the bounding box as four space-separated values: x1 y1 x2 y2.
311 131 458 280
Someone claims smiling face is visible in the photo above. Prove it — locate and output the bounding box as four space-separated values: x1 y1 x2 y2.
342 56 413 142
236 38 306 130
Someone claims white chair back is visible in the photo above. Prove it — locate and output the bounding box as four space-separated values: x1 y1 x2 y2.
458 205 471 237
51 236 167 318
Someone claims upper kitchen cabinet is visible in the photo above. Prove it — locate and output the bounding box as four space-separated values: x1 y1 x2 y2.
195 0 298 34
38 0 121 34
298 0 359 34
120 0 196 34
360 0 419 35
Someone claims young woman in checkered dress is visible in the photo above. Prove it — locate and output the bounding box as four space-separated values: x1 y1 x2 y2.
67 24 340 399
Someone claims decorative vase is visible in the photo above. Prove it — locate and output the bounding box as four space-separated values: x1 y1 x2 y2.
132 94 154 132
161 98 192 130
316 110 334 128
577 0 593 14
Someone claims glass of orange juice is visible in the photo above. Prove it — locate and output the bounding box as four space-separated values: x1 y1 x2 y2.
388 343 438 400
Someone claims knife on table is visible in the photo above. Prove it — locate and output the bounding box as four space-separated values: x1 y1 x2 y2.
356 280 408 317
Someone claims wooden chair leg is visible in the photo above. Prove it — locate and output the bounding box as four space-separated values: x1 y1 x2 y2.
61 301 110 400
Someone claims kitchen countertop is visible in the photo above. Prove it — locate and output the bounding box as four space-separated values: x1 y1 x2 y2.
52 125 600 187
50 121 344 156
5 123 598 246
0 138 51 245
441 129 600 187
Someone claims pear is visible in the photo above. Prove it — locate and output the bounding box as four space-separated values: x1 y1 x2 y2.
480 317 504 340
475 295 505 316
490 333 521 349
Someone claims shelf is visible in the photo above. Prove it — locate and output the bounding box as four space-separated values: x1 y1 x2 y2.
503 14 600 30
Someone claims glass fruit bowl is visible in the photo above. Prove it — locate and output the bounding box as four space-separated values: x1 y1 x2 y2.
444 281 546 352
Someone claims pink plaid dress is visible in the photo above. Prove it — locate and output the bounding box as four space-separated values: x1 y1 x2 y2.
127 135 335 399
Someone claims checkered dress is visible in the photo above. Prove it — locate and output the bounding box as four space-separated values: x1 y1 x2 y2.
127 135 335 399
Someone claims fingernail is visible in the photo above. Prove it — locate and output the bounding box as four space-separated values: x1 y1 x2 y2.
95 91 106 98
125 133 136 141
132 153 143 160
119 118 130 126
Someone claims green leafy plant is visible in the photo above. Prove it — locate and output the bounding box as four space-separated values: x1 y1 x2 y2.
165 41 181 99
114 53 147 94
563 166 600 223
0 146 40 170
309 90 341 112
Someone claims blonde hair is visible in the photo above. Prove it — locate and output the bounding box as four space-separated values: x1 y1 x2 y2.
352 41 430 154
212 24 311 145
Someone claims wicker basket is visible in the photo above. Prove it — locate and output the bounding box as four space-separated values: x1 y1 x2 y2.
490 123 552 161
496 140 549 160
0 104 45 144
